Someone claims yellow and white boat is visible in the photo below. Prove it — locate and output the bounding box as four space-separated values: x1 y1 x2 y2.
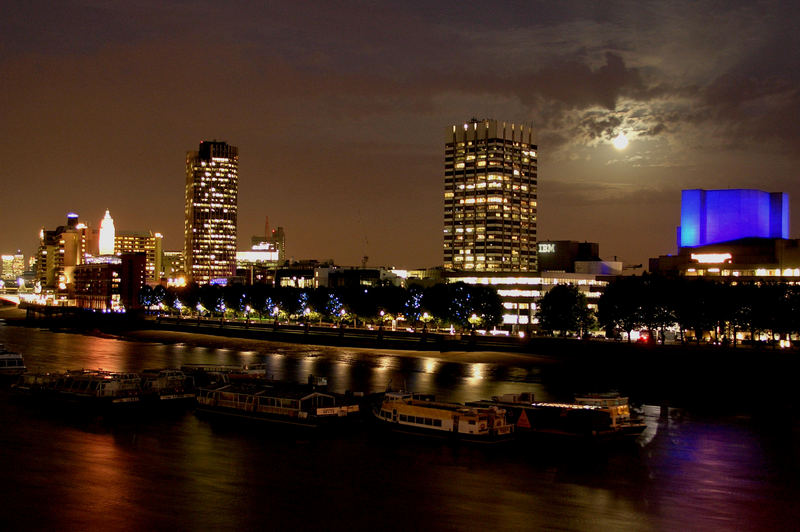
374 391 514 443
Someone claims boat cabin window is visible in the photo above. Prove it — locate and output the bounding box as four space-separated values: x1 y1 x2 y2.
399 414 407 422
468 420 476 425
434 419 442 427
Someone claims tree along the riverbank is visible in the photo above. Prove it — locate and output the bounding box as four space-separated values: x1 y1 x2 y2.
138 281 503 332
597 274 800 345
536 284 594 337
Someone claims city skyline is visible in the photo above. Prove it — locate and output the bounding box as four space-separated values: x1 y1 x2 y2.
2 2 799 268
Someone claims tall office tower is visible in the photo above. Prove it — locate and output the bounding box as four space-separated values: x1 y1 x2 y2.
184 140 239 284
443 119 538 271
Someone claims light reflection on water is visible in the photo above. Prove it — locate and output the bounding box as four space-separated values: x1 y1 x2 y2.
0 324 798 531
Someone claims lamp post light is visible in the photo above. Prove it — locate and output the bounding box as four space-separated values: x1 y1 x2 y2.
468 313 482 332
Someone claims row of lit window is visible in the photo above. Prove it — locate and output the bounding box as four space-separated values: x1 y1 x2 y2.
452 161 535 170
449 235 533 242
450 276 605 286
685 268 800 277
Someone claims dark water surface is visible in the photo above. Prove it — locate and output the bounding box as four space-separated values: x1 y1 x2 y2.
0 324 798 531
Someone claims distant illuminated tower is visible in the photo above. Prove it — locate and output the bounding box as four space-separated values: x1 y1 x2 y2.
443 119 538 271
99 210 116 256
184 140 239 284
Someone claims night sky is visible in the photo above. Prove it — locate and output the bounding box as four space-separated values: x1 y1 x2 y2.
2 1 798 269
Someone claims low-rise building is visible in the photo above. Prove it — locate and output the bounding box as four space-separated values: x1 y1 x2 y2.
445 271 607 330
649 237 800 279
73 253 147 311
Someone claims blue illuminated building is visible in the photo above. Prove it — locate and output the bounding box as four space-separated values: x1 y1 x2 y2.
678 189 789 248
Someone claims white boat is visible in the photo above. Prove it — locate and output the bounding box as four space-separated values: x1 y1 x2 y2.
374 391 514 443
0 345 26 376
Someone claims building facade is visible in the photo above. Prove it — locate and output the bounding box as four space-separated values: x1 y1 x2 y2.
115 230 163 282
650 188 796 279
35 213 99 292
443 119 537 272
184 140 239 285
678 189 788 248
73 253 147 311
1 251 25 281
446 271 607 330
650 237 800 279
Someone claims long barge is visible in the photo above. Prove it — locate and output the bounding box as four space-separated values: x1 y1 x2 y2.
467 392 646 440
13 369 141 407
195 379 361 428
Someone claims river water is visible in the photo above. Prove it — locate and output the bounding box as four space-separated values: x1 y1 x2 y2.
0 323 798 531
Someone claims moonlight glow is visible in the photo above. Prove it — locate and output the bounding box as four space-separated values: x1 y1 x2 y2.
611 132 628 150
612 133 629 150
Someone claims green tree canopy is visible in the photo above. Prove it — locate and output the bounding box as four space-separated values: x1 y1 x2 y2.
537 284 592 337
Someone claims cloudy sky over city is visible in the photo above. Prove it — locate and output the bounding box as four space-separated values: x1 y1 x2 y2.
2 0 798 268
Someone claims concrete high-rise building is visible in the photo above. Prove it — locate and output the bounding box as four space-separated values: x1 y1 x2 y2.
443 119 538 271
184 140 238 284
35 213 99 291
115 230 163 282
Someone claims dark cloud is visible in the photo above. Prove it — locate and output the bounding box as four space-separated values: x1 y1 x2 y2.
523 52 645 110
1 1 800 268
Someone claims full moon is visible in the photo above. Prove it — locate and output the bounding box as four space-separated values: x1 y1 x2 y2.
612 133 629 150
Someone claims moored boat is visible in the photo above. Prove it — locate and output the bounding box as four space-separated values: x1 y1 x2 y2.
374 391 514 443
140 369 195 403
13 369 141 407
0 345 26 377
181 363 264 386
195 377 360 428
467 392 645 441
574 392 647 437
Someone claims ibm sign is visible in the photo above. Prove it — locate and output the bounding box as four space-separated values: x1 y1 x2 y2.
538 243 556 253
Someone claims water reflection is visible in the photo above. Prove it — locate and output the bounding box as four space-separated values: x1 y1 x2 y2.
1 324 799 530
